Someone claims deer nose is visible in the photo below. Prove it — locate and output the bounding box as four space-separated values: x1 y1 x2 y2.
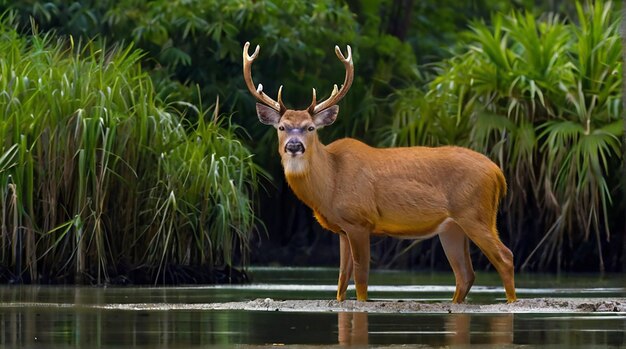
285 140 305 155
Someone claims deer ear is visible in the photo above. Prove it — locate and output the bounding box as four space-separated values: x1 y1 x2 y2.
313 105 339 128
256 103 281 125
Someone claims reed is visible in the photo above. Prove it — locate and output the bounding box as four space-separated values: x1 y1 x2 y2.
0 16 260 284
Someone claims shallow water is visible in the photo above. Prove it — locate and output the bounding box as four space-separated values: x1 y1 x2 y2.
0 267 625 348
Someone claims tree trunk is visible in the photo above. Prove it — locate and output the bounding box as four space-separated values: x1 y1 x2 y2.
621 0 626 272
385 0 414 41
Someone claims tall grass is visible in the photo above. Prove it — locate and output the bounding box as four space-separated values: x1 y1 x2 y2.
0 16 260 284
382 1 622 271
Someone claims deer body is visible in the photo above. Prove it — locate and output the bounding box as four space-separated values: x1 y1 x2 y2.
244 42 517 303
287 139 504 238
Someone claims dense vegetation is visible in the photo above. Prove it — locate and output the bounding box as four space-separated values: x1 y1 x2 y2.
0 15 260 284
0 0 623 281
384 2 623 271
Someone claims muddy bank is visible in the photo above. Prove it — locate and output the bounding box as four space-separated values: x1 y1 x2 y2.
88 297 626 313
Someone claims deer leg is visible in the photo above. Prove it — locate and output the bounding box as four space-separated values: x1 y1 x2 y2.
344 227 371 302
337 233 353 301
457 218 517 303
439 220 475 303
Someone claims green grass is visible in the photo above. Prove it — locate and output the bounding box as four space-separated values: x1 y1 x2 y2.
0 15 260 284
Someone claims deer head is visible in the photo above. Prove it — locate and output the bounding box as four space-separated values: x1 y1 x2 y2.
243 42 353 174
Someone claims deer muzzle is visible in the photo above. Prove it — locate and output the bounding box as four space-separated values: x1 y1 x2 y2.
284 139 305 155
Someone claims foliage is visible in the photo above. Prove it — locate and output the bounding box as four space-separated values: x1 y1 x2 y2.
1 0 623 274
2 0 423 140
0 16 259 283
383 1 623 271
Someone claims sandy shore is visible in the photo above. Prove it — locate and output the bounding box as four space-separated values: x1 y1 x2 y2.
3 297 624 313
91 297 626 313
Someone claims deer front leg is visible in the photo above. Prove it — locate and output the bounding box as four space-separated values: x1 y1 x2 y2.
345 227 371 302
337 233 353 301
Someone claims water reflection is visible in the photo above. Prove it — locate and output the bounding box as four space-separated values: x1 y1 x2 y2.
0 275 625 348
0 304 624 347
337 311 514 346
338 312 368 346
445 313 513 345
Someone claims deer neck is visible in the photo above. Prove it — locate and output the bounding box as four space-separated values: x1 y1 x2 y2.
283 139 334 212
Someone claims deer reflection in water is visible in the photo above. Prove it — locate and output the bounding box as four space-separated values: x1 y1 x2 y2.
337 311 513 346
445 313 514 345
338 312 369 346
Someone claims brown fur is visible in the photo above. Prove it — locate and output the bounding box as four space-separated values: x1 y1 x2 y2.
288 139 504 236
268 109 517 304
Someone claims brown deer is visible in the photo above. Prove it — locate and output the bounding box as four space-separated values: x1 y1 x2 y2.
243 42 517 303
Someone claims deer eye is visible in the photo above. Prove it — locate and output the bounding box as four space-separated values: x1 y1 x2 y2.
307 126 315 132
278 126 285 131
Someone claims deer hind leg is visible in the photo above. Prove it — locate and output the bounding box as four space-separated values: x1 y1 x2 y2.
337 234 354 301
439 220 475 303
457 217 517 303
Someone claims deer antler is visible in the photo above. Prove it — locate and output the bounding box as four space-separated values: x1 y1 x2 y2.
243 42 286 113
309 45 354 114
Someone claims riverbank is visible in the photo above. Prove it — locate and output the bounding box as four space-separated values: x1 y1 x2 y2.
8 297 616 313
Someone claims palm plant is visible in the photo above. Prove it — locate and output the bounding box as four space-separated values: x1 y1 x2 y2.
384 1 622 271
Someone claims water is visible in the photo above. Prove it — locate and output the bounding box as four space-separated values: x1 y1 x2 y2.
0 268 624 348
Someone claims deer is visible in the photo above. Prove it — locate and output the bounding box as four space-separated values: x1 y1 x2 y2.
243 42 517 304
